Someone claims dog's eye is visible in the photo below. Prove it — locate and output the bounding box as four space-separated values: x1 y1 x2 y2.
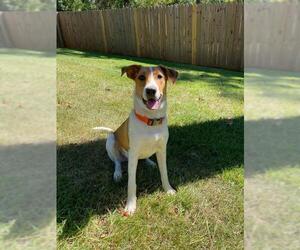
157 74 163 79
138 75 145 81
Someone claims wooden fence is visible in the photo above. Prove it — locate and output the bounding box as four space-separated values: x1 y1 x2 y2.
244 3 300 72
57 4 243 71
0 11 55 51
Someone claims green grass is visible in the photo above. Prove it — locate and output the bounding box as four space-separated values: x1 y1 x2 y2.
244 69 300 249
0 49 56 249
57 49 244 249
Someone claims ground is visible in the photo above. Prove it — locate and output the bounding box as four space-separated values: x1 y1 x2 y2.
0 49 56 250
56 49 244 249
244 69 300 249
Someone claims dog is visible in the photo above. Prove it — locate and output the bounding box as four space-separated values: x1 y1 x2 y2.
93 65 179 214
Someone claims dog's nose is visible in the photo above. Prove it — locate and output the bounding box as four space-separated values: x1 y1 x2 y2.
145 88 156 97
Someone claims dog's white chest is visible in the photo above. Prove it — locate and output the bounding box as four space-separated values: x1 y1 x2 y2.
129 113 168 159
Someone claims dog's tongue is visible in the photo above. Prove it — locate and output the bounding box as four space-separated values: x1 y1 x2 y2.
147 99 160 110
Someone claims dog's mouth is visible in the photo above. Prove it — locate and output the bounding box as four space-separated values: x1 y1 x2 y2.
143 95 162 110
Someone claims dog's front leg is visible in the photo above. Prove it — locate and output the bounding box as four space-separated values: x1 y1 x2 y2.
156 146 176 195
125 150 138 214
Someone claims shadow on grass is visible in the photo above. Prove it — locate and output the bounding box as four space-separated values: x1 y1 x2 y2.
57 115 300 239
0 142 56 240
3 117 298 240
57 117 244 239
245 116 300 177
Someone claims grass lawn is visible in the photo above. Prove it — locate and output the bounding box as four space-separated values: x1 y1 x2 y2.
57 49 244 249
245 69 300 249
0 49 56 250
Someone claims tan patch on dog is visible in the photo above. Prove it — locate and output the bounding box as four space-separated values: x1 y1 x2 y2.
152 67 167 95
114 118 129 150
134 67 148 99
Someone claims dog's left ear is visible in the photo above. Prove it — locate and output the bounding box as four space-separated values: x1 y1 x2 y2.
121 65 141 80
159 65 179 83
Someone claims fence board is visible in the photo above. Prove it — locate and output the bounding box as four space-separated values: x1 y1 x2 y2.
58 4 244 70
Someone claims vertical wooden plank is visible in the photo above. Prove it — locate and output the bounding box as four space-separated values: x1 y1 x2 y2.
127 7 133 56
57 13 64 48
218 4 225 68
104 9 112 53
178 5 184 63
61 13 69 48
214 4 221 67
77 12 84 50
186 5 193 64
174 5 179 62
118 8 129 55
210 4 217 68
144 7 148 57
154 6 160 59
65 12 72 49
149 7 154 58
139 8 144 57
165 6 170 61
163 6 168 60
147 7 152 58
171 5 176 62
133 8 140 57
120 8 127 55
123 8 128 54
197 4 205 66
141 7 146 57
158 6 162 59
191 4 197 64
71 12 78 49
114 9 120 53
227 3 236 69
130 7 136 56
183 4 189 64
206 5 212 67
58 13 67 48
129 7 136 56
99 10 108 53
169 5 174 61
173 5 177 62
234 3 242 70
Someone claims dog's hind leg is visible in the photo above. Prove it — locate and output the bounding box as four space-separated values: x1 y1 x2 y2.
113 161 122 182
145 158 157 168
106 133 123 182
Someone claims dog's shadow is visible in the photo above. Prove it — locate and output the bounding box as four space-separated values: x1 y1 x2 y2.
57 117 244 239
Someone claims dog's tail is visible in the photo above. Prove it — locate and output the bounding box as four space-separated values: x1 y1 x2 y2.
92 126 114 133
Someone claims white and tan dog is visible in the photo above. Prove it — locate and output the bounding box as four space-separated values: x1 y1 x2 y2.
94 65 178 214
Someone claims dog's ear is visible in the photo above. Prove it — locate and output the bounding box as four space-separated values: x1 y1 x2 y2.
159 65 179 83
121 65 141 79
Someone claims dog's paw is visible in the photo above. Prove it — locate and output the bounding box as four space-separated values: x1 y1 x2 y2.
166 188 176 195
125 201 136 215
113 171 122 182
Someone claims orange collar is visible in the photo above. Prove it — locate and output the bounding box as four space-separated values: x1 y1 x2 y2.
135 111 165 126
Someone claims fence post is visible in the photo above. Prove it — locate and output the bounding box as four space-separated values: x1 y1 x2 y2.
191 5 197 65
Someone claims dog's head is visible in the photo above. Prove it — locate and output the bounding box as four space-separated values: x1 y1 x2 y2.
121 65 178 110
